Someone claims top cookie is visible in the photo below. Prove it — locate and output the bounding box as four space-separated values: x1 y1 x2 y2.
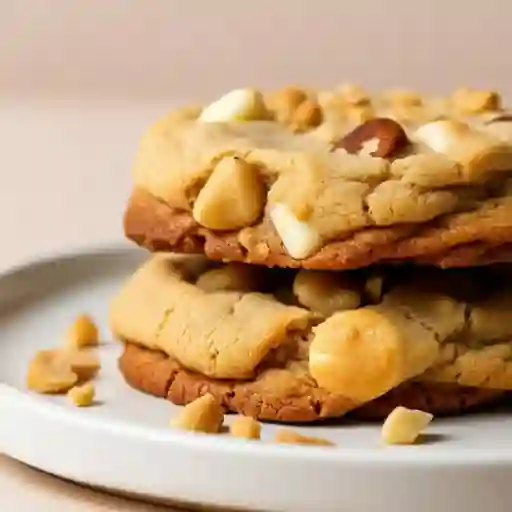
125 85 512 269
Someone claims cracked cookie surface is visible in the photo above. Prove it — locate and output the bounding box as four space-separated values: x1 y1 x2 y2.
125 85 512 269
119 342 501 422
110 255 512 422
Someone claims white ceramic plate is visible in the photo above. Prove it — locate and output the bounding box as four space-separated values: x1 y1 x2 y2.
0 245 511 512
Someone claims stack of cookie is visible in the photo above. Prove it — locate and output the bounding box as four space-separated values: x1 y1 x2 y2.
110 85 512 422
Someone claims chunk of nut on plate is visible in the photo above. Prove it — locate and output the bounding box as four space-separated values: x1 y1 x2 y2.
381 406 434 445
68 382 95 407
26 350 79 393
66 314 99 348
274 428 334 446
27 314 101 394
230 416 261 440
26 348 100 394
170 394 224 434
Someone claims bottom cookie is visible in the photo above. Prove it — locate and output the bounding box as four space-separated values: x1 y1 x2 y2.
118 342 503 423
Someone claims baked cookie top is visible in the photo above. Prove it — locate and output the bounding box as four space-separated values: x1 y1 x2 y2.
129 85 512 266
109 255 512 405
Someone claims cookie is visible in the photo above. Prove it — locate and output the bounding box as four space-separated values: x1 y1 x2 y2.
119 342 503 422
124 84 512 270
125 187 512 270
110 255 512 415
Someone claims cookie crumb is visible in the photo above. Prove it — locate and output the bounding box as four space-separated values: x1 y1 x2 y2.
68 382 95 407
381 406 433 445
274 428 333 446
26 347 100 395
170 394 224 434
66 314 99 348
230 416 261 440
26 350 78 394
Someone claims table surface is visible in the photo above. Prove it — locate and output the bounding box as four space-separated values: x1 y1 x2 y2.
0 97 196 511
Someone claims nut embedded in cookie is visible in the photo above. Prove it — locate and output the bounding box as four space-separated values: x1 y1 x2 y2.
451 87 501 115
193 156 265 230
196 263 261 292
333 118 409 158
293 270 361 316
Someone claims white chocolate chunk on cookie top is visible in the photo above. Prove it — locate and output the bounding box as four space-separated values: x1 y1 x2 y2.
199 88 270 123
413 119 512 181
269 203 322 259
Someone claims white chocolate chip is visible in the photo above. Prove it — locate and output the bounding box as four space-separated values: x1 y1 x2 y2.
381 406 433 445
413 119 512 181
199 88 269 122
269 203 322 260
413 120 467 154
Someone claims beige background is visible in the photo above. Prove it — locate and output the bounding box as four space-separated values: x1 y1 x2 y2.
0 1 509 509
3 1 512 102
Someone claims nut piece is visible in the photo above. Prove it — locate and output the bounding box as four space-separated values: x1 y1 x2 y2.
293 270 361 316
381 406 433 445
266 87 323 131
384 89 423 107
230 416 261 440
62 349 101 382
193 156 265 230
346 104 376 125
170 394 224 434
451 87 501 114
196 264 260 292
66 314 99 348
338 83 370 105
199 88 269 122
266 86 309 124
334 118 409 158
275 428 333 446
290 99 323 133
269 203 322 260
68 382 95 407
26 350 78 394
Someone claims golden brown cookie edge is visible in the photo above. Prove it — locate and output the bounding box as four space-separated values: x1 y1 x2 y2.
118 342 503 423
124 188 512 270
